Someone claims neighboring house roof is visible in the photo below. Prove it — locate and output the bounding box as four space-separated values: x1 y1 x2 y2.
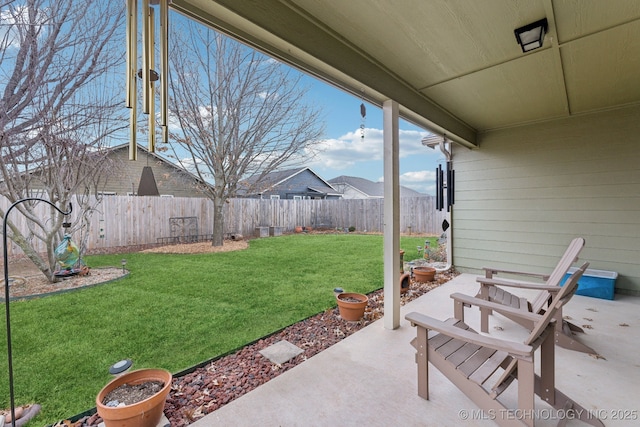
107 143 208 186
328 175 427 198
89 143 213 197
0 142 210 197
239 167 341 197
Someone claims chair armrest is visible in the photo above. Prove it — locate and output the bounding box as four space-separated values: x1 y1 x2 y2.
405 312 533 357
477 277 561 292
483 267 550 281
450 293 544 323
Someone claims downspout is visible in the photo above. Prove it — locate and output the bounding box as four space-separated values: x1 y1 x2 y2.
439 139 453 273
422 135 453 273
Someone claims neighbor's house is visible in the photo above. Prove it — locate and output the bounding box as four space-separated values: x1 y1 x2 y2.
237 167 342 200
328 175 427 199
95 143 209 198
8 143 208 198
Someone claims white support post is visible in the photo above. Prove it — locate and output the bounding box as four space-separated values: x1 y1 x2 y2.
383 99 400 330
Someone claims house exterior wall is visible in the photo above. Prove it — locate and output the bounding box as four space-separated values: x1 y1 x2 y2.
336 185 375 200
452 104 640 295
104 149 206 197
258 169 339 199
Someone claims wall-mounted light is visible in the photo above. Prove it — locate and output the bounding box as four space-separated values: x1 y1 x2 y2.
514 18 548 52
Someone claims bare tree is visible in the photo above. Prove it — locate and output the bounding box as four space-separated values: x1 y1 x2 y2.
168 22 325 246
0 0 126 281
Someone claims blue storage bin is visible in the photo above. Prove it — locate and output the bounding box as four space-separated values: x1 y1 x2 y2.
562 267 618 300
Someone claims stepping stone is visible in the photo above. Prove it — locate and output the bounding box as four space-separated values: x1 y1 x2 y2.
259 340 304 364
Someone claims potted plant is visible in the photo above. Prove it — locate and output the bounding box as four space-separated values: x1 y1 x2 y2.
412 266 436 283
336 292 368 321
96 368 172 427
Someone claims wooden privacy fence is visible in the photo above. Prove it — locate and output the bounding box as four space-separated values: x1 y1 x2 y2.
1 196 446 255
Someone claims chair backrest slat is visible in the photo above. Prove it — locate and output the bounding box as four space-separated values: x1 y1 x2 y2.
525 262 588 346
546 237 585 287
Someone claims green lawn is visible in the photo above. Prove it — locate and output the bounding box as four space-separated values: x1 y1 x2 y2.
0 233 434 425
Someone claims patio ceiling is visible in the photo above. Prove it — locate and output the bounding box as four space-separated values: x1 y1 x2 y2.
170 0 640 149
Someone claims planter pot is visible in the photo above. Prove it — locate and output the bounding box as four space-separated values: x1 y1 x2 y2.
294 226 303 233
336 292 368 321
400 272 411 294
413 266 436 283
96 369 172 427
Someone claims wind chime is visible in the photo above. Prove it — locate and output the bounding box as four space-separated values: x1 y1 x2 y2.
435 161 454 213
422 134 454 213
125 0 170 161
126 0 169 196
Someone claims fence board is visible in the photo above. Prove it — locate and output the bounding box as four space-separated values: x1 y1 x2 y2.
1 196 445 256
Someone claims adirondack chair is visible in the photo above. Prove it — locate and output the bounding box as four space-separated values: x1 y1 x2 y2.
466 237 595 354
406 263 603 427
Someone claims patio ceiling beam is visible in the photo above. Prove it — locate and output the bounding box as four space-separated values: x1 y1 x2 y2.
170 0 478 148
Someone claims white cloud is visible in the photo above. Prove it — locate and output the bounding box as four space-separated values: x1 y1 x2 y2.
198 105 214 120
308 127 440 170
307 127 443 194
376 170 437 194
0 5 50 50
1 7 24 49
178 157 200 170
402 170 436 182
306 128 384 169
401 171 437 194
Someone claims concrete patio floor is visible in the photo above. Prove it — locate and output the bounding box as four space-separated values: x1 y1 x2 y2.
191 273 640 427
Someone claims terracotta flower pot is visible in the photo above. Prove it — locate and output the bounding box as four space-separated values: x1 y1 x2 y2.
96 369 172 427
336 292 368 321
413 266 436 283
294 226 303 233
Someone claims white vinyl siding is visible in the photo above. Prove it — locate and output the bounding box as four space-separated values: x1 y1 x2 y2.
452 105 640 295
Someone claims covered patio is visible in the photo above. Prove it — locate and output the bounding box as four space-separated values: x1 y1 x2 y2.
128 2 640 424
191 274 639 426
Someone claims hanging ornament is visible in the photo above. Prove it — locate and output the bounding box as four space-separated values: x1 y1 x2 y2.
360 102 366 140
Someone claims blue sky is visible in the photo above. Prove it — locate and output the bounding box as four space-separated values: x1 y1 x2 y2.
299 75 445 195
0 3 444 195
150 10 447 196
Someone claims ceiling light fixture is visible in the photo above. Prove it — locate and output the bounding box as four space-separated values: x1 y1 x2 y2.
514 18 548 52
